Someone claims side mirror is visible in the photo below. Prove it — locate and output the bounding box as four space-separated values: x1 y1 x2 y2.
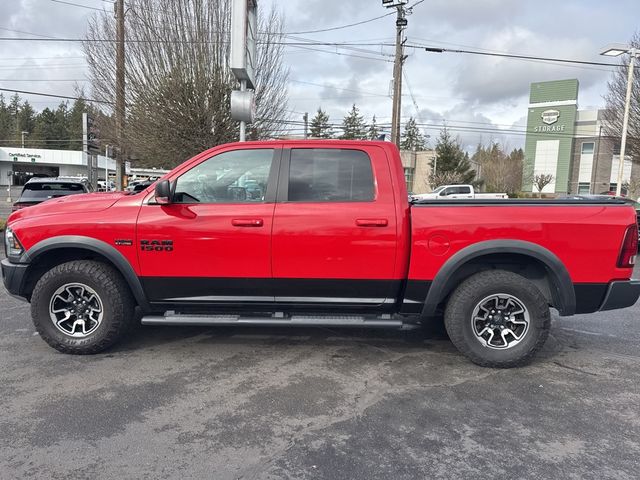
155 180 173 204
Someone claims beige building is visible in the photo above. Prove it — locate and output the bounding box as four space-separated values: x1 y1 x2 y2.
400 149 436 194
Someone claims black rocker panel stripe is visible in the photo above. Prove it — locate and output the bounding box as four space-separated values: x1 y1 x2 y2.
140 277 410 307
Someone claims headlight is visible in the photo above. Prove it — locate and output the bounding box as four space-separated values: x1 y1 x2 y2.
4 227 24 258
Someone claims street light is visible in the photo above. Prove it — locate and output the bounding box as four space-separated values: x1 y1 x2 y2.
599 43 639 196
21 131 28 149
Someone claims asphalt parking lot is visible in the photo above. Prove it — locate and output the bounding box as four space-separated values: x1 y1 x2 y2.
1 270 640 479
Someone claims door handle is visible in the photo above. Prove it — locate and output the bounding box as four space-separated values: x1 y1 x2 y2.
232 218 264 227
356 218 388 227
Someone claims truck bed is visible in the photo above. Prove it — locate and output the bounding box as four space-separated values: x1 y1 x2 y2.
406 198 637 315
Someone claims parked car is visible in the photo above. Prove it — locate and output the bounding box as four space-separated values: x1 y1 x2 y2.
126 178 155 192
97 180 115 192
3 140 639 367
131 179 156 192
11 177 93 212
412 184 508 200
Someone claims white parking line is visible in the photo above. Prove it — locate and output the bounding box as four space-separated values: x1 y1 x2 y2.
559 327 617 338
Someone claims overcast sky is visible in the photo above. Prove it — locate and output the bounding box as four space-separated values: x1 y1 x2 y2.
1 0 638 150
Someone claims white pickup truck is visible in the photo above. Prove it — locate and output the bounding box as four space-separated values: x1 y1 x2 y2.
412 184 508 200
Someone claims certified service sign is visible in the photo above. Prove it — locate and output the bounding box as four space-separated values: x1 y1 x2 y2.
541 109 560 125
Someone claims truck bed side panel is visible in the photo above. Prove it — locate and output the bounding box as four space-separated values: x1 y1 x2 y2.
406 203 636 312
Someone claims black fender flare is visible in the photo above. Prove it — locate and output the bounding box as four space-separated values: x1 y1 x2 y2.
21 235 150 311
421 240 576 317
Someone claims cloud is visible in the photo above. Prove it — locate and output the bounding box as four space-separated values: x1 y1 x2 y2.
450 27 606 104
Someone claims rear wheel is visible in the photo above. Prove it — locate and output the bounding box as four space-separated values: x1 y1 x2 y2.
444 270 550 368
31 260 135 354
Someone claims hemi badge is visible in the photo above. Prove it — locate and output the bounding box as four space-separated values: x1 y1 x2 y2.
114 239 133 246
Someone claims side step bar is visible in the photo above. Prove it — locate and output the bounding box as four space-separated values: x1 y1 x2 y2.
141 313 406 329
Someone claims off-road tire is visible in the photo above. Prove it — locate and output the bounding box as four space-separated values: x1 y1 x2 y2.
31 260 135 354
444 270 550 368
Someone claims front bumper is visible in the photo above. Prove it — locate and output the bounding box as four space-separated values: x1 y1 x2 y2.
1 257 29 301
599 280 640 311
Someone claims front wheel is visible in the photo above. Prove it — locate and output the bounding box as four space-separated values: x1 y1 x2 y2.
444 270 550 368
31 260 135 354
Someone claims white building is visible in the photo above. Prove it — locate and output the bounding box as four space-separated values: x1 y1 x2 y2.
0 147 123 187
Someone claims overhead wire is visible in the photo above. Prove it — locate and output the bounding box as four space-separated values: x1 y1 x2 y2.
283 12 395 35
49 0 107 11
0 86 112 104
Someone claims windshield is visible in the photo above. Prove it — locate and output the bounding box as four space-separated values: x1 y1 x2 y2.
432 186 445 194
19 183 86 202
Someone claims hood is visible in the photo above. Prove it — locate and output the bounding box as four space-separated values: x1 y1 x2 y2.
8 192 129 223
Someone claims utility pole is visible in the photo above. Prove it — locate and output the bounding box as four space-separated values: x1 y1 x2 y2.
616 49 636 196
303 112 309 139
115 0 125 191
383 1 408 147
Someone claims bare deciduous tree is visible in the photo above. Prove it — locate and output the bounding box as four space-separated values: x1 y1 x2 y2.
533 173 554 197
603 31 639 164
473 143 523 195
83 0 289 168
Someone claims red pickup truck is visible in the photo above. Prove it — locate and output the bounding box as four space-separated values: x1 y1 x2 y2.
3 140 639 367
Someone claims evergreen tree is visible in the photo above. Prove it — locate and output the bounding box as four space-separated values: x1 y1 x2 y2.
0 94 14 146
67 98 88 151
429 128 476 187
340 104 367 140
367 115 380 140
400 117 427 151
17 101 36 145
33 108 59 148
309 107 333 139
9 93 20 144
53 102 71 149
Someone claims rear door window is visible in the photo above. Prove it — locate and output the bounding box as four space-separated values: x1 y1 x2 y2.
287 149 375 202
19 183 86 202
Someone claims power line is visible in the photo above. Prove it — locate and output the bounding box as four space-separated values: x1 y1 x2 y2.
284 12 395 35
49 0 106 11
0 27 57 39
0 56 85 61
1 33 625 70
289 79 390 98
0 79 88 82
0 86 112 104
285 45 393 63
285 34 394 58
419 45 638 69
0 64 87 70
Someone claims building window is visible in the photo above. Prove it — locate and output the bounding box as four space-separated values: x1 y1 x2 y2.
581 142 594 155
578 182 590 194
404 167 414 190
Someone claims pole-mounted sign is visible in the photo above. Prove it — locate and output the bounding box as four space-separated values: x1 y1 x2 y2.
230 0 258 141
231 0 257 90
